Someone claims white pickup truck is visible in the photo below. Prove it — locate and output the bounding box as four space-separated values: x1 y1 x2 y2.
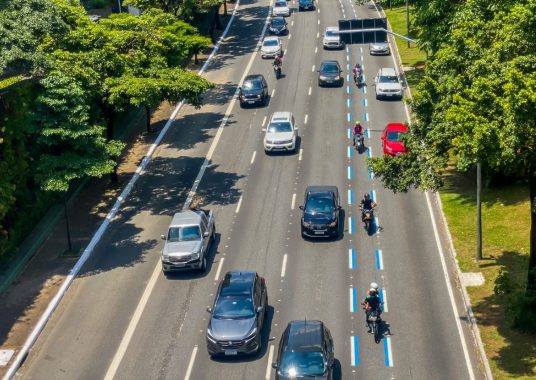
161 208 215 274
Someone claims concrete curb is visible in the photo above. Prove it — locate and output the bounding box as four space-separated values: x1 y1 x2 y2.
375 3 493 379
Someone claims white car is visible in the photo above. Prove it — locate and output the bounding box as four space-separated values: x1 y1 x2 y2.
261 36 282 58
322 26 344 49
263 112 298 153
273 0 290 17
369 41 390 55
374 67 403 100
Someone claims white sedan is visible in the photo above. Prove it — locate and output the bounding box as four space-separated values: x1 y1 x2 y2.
261 36 283 58
272 0 290 17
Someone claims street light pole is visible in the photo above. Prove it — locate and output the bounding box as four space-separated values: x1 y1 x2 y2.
64 195 73 252
477 162 483 260
406 0 410 48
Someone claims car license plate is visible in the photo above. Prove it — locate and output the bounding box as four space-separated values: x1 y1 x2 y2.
224 350 238 355
247 101 255 104
326 80 333 83
314 230 325 235
174 262 186 267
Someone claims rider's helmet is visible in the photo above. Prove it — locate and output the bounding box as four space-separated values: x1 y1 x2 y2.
370 282 379 291
369 288 377 296
364 193 370 200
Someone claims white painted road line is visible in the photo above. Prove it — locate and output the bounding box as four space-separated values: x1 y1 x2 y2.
348 189 353 205
281 254 288 277
291 193 296 210
298 148 303 161
291 20 294 26
312 65 315 72
271 89 275 97
351 336 359 366
265 345 275 380
214 257 225 281
350 288 356 313
348 216 354 234
315 46 318 54
304 114 308 124
383 337 394 367
250 150 256 164
381 289 388 312
308 86 312 95
317 32 319 38
183 346 198 380
104 260 163 380
288 33 291 40
262 115 267 127
235 195 243 213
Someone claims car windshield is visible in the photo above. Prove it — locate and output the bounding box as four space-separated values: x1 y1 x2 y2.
305 194 335 213
244 80 262 90
379 75 398 83
213 296 255 319
167 226 201 242
268 121 292 133
321 64 339 73
325 30 337 37
263 39 279 47
280 350 326 377
275 1 286 6
272 18 285 26
387 131 405 141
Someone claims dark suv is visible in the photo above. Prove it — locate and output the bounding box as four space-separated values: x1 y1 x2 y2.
272 320 335 380
318 60 343 87
206 271 268 357
239 74 269 107
300 186 341 238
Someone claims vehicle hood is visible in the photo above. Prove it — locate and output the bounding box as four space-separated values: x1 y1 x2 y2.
323 35 340 42
241 87 263 97
265 131 294 141
209 317 256 340
163 240 201 256
320 71 340 79
370 43 388 50
299 0 313 4
303 211 336 224
377 82 402 91
385 140 406 154
270 23 286 32
262 44 280 53
277 373 327 380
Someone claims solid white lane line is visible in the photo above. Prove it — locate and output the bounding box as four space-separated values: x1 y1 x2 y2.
288 33 291 40
425 192 476 380
183 346 198 380
235 195 243 213
262 115 267 127
312 65 315 72
214 257 225 281
298 148 303 161
384 337 394 367
291 193 296 210
271 89 276 97
291 20 294 26
250 150 256 164
317 19 320 25
281 254 288 277
317 32 319 38
315 46 318 54
104 261 162 380
381 289 388 312
308 86 312 95
304 114 308 124
265 345 275 380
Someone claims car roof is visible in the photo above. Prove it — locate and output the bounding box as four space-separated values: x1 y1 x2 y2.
271 16 285 21
170 210 201 227
244 74 265 82
264 36 280 42
320 60 340 66
270 111 292 122
275 0 287 4
325 26 339 32
305 185 338 196
219 271 256 296
286 320 323 349
385 122 407 132
379 67 397 75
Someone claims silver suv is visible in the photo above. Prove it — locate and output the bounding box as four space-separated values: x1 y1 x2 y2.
374 67 403 100
263 112 298 153
322 26 344 49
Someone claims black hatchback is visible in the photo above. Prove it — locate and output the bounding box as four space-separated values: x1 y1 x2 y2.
272 320 335 380
300 186 341 238
269 16 288 35
318 60 343 87
239 74 269 107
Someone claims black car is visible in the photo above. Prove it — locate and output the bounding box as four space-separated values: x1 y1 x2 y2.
318 60 343 87
239 74 269 107
206 271 268 357
272 320 335 380
269 16 288 35
300 186 341 238
298 0 314 10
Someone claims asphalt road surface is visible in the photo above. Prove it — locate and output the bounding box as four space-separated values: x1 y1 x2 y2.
17 0 484 379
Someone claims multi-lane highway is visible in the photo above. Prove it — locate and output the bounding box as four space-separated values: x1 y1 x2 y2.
16 0 484 379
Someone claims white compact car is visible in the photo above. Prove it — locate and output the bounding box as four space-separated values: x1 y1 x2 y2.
369 41 390 55
322 26 344 49
374 67 403 100
261 36 283 58
273 0 290 17
263 112 298 153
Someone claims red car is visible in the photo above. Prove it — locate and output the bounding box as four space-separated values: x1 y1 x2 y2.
381 122 408 155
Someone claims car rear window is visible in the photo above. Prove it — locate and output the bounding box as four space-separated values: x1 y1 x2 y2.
387 131 405 141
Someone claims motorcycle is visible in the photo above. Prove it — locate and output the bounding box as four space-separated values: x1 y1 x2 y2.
354 133 365 153
367 309 382 343
273 63 282 79
363 208 374 234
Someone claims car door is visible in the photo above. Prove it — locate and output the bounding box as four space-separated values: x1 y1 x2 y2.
262 77 268 99
254 276 265 327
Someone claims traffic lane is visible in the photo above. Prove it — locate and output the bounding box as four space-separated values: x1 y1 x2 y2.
18 0 274 378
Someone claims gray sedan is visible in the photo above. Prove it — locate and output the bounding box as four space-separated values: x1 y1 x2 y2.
369 41 390 55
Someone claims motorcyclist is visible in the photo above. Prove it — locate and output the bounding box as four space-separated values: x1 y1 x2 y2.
353 63 363 84
273 55 283 68
359 193 377 222
352 121 365 147
362 287 382 332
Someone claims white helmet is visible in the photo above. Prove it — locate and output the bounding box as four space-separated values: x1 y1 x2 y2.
370 282 379 290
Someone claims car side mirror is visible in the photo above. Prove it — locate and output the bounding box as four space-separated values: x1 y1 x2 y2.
330 362 336 368
161 234 166 240
338 205 342 210
203 231 209 237
206 306 212 313
262 128 267 132
299 205 304 210
238 86 242 91
256 306 264 313
272 363 278 369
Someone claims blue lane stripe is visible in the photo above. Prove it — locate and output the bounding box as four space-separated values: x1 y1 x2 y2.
379 287 384 310
369 190 374 200
366 128 370 138
353 336 360 367
364 112 369 122
366 147 371 158
351 247 356 269
362 99 367 107
375 249 381 269
347 86 350 94
347 63 350 70
348 112 352 122
383 338 389 366
349 216 354 234
348 166 352 180
349 189 353 205
347 128 352 139
352 288 357 312
368 167 374 180
348 146 353 158
347 98 351 108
